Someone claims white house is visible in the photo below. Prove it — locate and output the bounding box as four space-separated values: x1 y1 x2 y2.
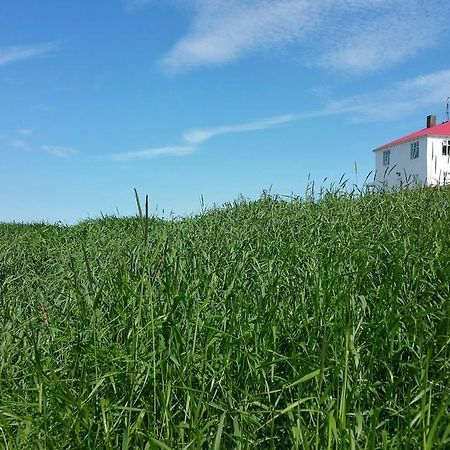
374 115 450 188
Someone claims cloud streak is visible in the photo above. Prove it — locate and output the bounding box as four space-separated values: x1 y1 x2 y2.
183 114 297 144
124 0 154 13
42 145 77 158
111 68 450 162
112 146 193 161
111 114 298 162
322 68 450 122
0 41 60 67
159 0 450 74
17 129 34 136
9 140 30 150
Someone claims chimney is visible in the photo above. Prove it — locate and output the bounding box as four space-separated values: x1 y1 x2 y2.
427 114 436 128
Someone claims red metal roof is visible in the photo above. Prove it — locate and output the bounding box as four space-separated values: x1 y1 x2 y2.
375 121 450 151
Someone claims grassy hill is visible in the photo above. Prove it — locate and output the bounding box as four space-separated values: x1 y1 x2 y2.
1 187 450 449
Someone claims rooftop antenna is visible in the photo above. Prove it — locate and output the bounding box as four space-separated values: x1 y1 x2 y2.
445 97 450 123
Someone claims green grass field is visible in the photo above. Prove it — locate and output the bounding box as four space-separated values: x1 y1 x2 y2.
1 187 450 449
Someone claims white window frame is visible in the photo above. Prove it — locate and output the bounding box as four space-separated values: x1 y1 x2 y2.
410 141 419 159
383 150 390 166
443 140 449 156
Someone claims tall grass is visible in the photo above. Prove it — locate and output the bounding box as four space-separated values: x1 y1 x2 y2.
1 186 450 448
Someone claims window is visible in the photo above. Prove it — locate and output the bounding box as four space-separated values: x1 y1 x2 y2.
443 140 449 156
383 150 390 166
410 141 419 159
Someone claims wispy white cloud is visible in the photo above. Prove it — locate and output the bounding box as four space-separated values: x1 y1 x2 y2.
111 68 450 162
110 115 297 162
321 68 450 122
0 41 60 67
318 3 444 73
42 145 76 158
159 0 449 73
161 0 320 72
17 128 34 136
9 139 30 150
124 0 155 13
181 68 450 138
112 145 193 161
183 114 297 144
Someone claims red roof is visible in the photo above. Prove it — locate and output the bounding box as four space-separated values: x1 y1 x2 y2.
376 121 450 151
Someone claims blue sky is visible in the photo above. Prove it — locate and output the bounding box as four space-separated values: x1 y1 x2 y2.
1 0 450 223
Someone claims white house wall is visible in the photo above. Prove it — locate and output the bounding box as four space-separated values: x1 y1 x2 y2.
375 137 427 187
427 137 450 184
